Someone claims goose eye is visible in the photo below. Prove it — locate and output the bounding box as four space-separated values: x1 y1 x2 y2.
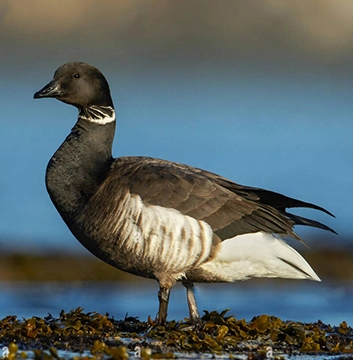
73 74 80 79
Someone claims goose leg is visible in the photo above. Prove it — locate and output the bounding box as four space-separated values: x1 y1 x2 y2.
156 285 170 325
182 280 201 324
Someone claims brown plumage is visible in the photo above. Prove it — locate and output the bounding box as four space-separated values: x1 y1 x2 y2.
34 62 335 325
92 156 334 241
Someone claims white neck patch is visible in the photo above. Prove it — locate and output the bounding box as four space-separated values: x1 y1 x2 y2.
79 105 116 125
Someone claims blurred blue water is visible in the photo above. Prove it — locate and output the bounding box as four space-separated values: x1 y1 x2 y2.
0 71 351 252
0 280 352 326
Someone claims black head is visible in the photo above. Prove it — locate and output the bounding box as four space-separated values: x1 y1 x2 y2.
34 62 114 108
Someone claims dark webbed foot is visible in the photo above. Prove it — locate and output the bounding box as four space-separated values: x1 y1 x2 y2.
191 316 205 331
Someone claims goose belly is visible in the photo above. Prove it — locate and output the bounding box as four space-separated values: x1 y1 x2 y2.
78 192 217 279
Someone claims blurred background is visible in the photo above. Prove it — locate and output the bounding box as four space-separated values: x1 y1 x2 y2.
0 0 352 324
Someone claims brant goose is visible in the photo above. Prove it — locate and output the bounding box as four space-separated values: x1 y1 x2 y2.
34 62 335 324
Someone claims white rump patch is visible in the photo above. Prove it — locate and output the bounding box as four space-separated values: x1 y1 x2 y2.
80 106 115 124
201 231 320 282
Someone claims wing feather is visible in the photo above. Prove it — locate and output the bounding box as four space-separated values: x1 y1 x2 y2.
103 156 334 241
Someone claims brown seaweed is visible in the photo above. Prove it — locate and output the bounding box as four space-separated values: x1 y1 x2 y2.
1 308 353 359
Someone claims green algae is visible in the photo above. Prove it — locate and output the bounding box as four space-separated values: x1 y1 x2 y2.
1 308 353 359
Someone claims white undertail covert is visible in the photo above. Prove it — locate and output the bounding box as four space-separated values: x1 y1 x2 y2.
200 231 321 282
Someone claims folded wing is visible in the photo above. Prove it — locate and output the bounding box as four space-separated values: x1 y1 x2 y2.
105 156 334 242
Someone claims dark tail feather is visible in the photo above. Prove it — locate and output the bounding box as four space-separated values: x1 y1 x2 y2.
213 176 335 218
213 176 336 235
285 212 337 234
245 188 335 217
